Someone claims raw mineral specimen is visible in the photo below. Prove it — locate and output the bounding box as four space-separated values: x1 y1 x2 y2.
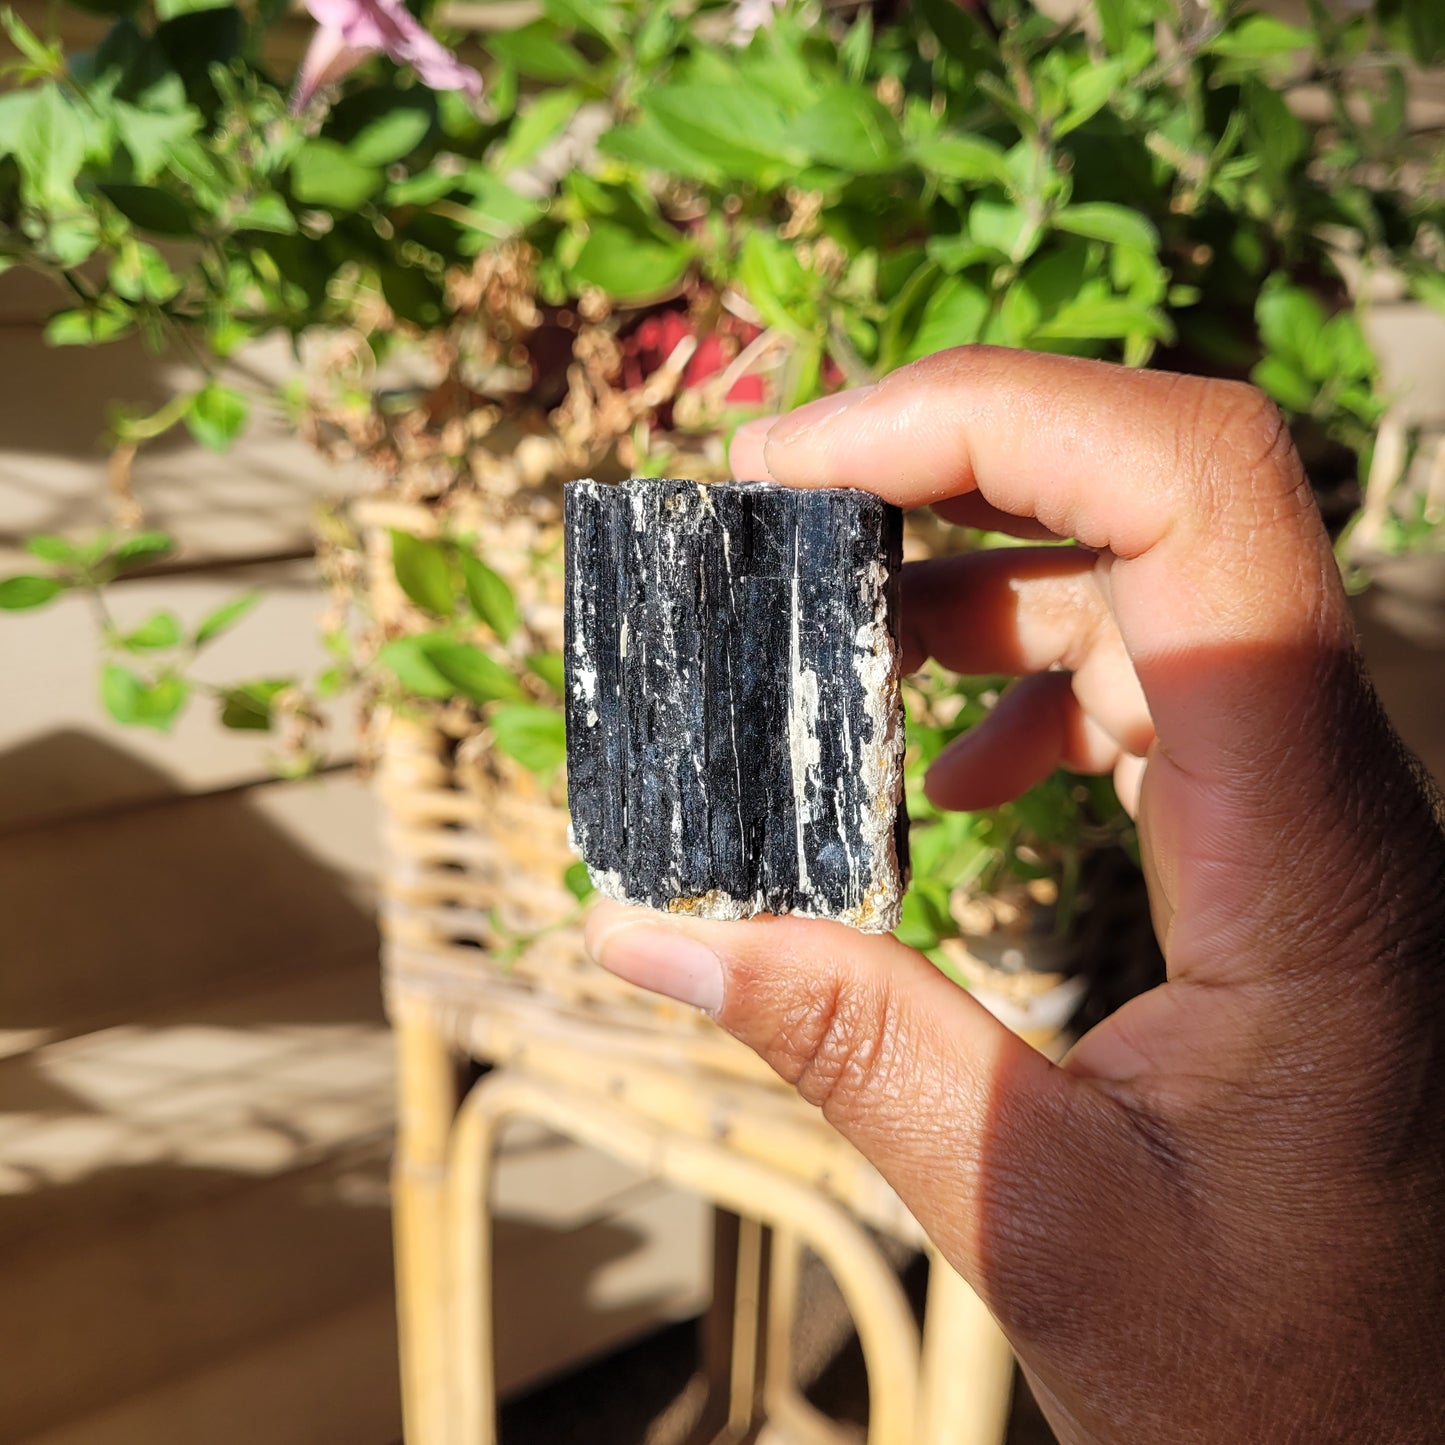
564 478 909 934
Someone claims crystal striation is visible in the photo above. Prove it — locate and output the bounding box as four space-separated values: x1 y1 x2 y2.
564 478 908 934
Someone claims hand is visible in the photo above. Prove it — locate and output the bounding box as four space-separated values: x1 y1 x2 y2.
584 348 1445 1444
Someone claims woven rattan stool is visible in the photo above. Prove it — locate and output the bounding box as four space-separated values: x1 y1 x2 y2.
358 492 1023 1445
378 716 1018 1445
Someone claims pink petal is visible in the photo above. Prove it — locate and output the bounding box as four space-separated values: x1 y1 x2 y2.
369 0 483 100
294 0 483 111
731 0 785 43
291 26 373 111
303 0 388 46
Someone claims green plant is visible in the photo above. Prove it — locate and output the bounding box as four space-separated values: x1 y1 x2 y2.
2 0 1442 952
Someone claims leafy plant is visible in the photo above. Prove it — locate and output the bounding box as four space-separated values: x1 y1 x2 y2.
2 0 1442 953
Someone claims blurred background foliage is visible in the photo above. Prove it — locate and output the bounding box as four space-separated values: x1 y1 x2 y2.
1 0 1442 960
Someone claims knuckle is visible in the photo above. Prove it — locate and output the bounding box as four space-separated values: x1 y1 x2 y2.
763 973 901 1125
1181 378 1310 529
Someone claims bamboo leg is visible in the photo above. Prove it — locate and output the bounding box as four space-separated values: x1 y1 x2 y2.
691 1210 748 1444
728 1216 768 1437
444 1071 516 1445
761 1228 846 1445
391 1002 464 1445
446 1072 921 1445
916 1245 1014 1445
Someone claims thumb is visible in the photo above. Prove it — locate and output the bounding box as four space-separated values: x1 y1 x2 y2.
583 900 1084 1283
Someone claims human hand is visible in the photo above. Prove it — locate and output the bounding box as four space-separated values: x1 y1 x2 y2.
584 348 1445 1444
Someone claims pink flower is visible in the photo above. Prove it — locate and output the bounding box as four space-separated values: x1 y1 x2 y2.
731 0 785 43
292 0 483 113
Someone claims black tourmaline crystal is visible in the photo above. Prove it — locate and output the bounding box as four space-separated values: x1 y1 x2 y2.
564 478 908 934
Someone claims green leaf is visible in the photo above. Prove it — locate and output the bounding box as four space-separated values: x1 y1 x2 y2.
494 87 581 174
121 609 182 651
44 304 134 346
1255 277 1327 367
98 183 196 237
1032 296 1171 342
1408 268 1445 317
186 382 249 451
461 555 519 641
571 221 690 301
112 102 199 183
1 7 59 66
641 83 800 182
1056 59 1127 139
45 217 102 270
1405 0 1445 63
1053 203 1158 253
0 575 65 610
390 531 456 617
101 665 189 730
219 679 289 730
915 0 997 75
491 703 566 773
895 886 953 951
903 275 989 363
1208 14 1312 59
347 104 433 166
527 651 566 696
968 199 1033 260
316 665 346 699
16 86 85 207
232 194 297 234
375 636 454 699
563 860 595 901
541 0 624 48
792 85 902 174
156 0 231 17
138 674 191 732
487 22 589 81
1251 355 1316 413
912 133 1010 186
737 229 818 337
24 535 79 565
153 6 243 108
1242 80 1307 178
423 641 525 704
379 263 444 328
194 591 260 646
101 662 145 725
448 171 541 241
113 530 175 567
290 140 383 209
0 91 37 157
1094 0 1138 53
110 243 181 303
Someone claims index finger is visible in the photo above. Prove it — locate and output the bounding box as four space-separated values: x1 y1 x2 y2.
753 347 1355 779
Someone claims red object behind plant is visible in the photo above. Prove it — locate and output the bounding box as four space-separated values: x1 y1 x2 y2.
622 310 765 405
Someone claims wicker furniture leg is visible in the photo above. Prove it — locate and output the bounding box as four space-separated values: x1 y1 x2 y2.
391 999 465 1445
692 1210 754 1445
445 1071 922 1445
727 1214 768 1438
761 1226 852 1445
916 1244 1014 1445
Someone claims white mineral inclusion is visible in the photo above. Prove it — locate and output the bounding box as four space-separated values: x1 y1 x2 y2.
846 559 907 932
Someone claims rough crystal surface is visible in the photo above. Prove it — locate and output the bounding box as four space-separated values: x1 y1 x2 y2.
564 478 908 933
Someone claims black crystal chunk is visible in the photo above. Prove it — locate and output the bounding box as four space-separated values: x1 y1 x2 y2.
564 478 908 933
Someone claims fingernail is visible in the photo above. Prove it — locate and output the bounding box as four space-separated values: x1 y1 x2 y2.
588 924 725 1015
732 415 779 448
767 386 875 448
